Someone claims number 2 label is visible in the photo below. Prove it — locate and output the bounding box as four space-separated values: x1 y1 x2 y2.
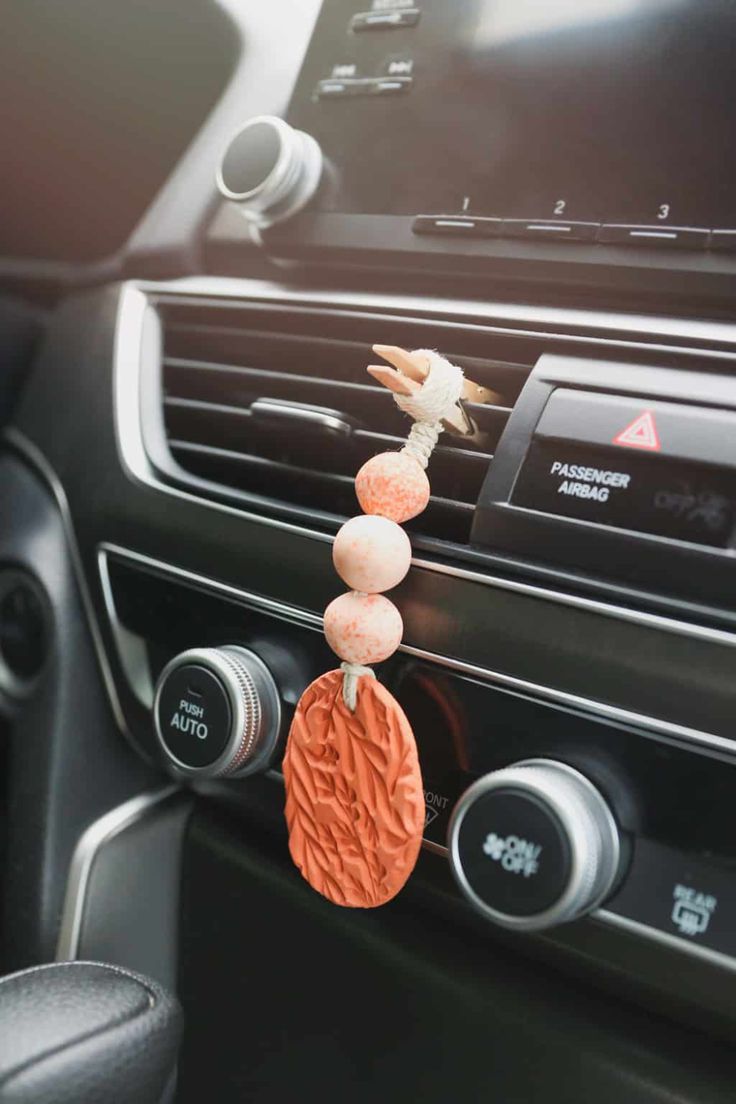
554 199 566 216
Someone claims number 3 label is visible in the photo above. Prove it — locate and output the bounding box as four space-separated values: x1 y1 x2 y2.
657 204 670 220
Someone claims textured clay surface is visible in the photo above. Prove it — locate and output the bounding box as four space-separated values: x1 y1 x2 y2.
332 514 411 594
355 451 430 523
323 591 403 665
283 669 425 908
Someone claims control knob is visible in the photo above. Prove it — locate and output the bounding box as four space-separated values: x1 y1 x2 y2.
448 759 621 931
153 646 281 778
216 115 323 228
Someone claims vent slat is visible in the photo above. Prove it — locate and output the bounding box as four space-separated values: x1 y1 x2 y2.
170 440 474 542
164 399 491 504
156 305 535 546
164 361 512 452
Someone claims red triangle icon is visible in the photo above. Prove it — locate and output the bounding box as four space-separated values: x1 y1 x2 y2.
612 410 661 451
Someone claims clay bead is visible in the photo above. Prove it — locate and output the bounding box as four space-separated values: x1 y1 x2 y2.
324 591 403 665
333 514 411 593
355 451 430 523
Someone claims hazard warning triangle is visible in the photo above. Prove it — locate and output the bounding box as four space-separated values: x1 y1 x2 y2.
612 410 661 451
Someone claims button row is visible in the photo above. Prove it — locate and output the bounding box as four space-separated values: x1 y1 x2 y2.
317 76 412 99
412 216 736 251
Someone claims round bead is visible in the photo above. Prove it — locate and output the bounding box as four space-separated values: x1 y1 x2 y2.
355 451 430 524
324 592 403 665
333 515 411 593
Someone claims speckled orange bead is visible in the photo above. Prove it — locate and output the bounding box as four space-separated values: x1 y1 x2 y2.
355 451 430 524
323 591 403 665
333 515 411 593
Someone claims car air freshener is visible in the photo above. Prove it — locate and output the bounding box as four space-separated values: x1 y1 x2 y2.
283 345 495 907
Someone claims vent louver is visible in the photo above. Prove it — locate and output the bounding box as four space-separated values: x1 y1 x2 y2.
152 299 537 546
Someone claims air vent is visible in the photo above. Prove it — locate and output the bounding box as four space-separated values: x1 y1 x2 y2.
151 299 538 546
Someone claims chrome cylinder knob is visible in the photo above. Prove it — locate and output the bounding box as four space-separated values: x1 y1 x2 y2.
448 759 621 932
216 115 323 228
153 646 281 779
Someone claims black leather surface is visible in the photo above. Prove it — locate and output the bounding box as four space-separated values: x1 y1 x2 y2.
0 961 182 1104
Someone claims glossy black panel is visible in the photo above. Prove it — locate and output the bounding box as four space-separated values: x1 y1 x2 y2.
177 807 736 1100
288 0 736 228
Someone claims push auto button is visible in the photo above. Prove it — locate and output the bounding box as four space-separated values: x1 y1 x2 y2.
153 646 281 778
156 664 231 769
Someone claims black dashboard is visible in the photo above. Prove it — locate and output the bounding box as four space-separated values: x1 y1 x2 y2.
2 2 736 1102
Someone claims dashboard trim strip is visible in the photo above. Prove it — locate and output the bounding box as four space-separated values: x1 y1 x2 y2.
142 275 736 353
594 909 736 975
56 787 178 961
3 426 130 736
98 542 736 760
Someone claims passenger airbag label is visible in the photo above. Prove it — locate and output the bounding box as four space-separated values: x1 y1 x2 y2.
551 460 632 502
512 440 736 548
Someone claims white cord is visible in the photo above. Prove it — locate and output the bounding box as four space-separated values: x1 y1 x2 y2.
340 352 464 709
394 350 465 470
341 662 375 710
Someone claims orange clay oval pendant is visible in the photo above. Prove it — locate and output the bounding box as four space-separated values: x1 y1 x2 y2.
283 346 486 908
283 669 424 908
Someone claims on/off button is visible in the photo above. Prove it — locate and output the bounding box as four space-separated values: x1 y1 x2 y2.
448 760 622 932
455 788 572 918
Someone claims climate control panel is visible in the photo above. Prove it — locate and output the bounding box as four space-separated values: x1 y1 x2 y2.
99 549 736 1027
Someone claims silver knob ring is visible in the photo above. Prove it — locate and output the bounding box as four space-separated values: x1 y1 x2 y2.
216 115 323 228
448 759 621 932
153 645 281 780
